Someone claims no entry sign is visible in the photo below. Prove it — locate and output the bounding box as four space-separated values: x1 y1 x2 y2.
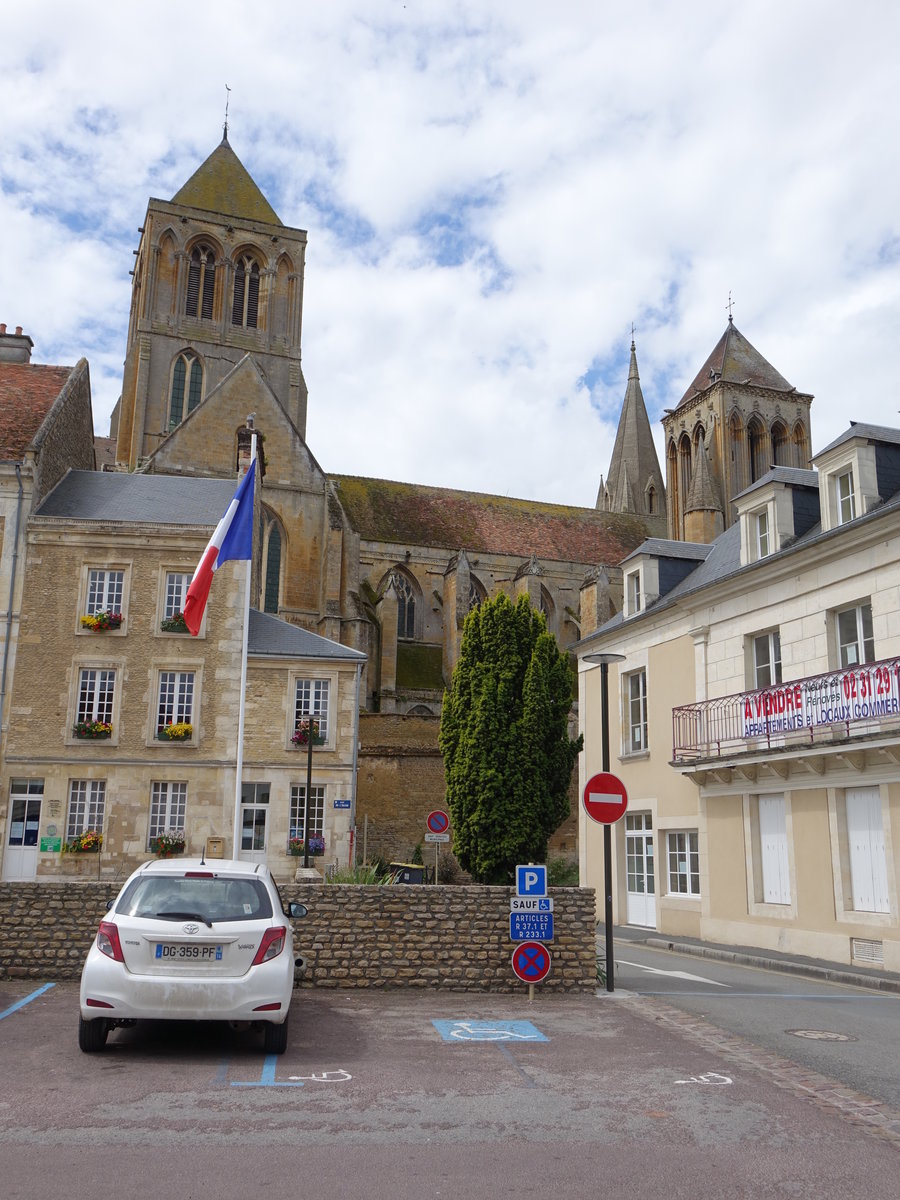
582 772 628 824
511 942 552 984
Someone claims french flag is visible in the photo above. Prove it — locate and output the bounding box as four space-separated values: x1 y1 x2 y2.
183 459 256 636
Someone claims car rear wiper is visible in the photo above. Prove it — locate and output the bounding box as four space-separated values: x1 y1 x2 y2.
156 910 214 928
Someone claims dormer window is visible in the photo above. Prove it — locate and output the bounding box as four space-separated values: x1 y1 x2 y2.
836 469 856 525
626 569 641 617
755 509 770 558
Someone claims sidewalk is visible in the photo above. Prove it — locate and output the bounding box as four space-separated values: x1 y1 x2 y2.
600 922 900 995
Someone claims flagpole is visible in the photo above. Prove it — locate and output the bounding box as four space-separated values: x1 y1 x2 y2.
232 434 257 858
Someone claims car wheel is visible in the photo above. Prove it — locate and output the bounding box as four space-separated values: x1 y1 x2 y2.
263 1015 289 1055
78 1016 109 1053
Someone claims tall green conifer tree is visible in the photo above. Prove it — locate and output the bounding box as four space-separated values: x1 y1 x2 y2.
439 593 582 883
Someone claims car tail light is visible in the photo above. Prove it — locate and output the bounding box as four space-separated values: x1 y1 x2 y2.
96 920 124 962
253 1002 282 1012
251 927 287 965
86 998 114 1008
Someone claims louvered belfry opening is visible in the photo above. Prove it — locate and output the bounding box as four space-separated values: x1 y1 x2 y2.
232 254 260 328
186 244 216 319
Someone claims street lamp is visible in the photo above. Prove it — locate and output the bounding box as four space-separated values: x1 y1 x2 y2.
584 651 626 992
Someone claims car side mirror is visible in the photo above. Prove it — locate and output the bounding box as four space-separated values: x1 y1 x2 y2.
287 901 308 919
105 897 114 911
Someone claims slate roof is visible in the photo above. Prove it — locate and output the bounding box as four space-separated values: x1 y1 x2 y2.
249 609 365 662
330 475 650 565
816 422 900 457
621 539 712 566
732 467 818 502
601 341 665 512
35 469 240 524
677 320 797 408
0 363 74 459
170 136 282 226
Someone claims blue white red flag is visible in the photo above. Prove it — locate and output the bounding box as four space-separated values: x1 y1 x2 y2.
183 460 256 636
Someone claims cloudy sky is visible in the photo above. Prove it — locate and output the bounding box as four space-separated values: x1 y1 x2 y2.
2 1 899 506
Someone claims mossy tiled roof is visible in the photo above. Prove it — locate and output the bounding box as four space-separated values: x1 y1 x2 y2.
0 363 74 458
330 475 649 565
171 137 281 225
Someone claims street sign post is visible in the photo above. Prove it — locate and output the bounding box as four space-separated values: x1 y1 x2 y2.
511 942 552 988
510 897 553 912
425 810 451 882
582 772 628 824
515 864 548 897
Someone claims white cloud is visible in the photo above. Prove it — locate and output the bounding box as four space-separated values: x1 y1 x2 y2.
2 1 899 506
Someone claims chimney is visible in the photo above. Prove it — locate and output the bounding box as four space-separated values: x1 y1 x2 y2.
0 325 34 364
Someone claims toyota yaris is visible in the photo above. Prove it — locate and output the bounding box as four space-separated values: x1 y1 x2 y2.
79 859 307 1054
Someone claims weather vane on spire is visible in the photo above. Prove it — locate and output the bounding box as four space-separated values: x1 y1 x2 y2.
224 84 231 140
727 291 735 322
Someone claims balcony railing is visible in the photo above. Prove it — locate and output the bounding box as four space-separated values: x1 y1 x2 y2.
672 656 900 763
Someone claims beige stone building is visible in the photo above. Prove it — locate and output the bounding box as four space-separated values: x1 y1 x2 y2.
0 467 363 882
578 420 900 973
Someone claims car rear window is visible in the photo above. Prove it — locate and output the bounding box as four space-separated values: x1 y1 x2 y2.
117 875 274 922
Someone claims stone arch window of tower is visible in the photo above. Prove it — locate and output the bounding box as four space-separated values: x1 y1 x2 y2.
232 252 261 328
390 570 417 640
168 350 203 430
259 509 284 615
185 244 217 319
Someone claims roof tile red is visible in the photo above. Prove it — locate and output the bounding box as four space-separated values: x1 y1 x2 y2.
0 364 73 459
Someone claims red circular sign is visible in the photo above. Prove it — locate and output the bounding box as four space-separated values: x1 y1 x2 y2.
511 942 552 984
582 772 628 825
426 809 450 834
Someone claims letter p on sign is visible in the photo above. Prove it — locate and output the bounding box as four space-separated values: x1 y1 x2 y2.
516 864 548 897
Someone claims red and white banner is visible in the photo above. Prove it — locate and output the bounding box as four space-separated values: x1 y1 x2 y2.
742 660 900 738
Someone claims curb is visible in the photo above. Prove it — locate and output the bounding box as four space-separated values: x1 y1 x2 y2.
641 936 900 996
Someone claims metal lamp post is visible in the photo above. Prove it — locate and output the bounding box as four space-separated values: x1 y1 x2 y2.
584 651 626 992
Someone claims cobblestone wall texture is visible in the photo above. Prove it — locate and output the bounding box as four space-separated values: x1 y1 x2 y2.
0 882 597 993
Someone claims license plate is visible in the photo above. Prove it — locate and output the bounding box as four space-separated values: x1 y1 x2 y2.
155 943 223 960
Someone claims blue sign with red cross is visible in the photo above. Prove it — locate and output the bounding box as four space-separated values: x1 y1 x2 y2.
426 810 450 834
511 941 552 984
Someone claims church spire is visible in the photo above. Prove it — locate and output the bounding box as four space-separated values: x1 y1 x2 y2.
597 336 666 533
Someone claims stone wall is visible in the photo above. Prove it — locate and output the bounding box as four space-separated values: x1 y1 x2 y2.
0 881 597 993
356 711 579 867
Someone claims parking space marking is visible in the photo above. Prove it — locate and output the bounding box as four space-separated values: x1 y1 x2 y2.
230 1054 306 1087
0 983 55 1021
432 1019 547 1043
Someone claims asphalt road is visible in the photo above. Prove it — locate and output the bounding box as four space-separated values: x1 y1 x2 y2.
3 972 900 1198
611 942 900 1110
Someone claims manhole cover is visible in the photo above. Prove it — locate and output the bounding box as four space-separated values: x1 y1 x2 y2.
786 1029 856 1042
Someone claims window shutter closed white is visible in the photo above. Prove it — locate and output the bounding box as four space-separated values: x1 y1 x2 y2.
759 794 790 904
846 787 890 914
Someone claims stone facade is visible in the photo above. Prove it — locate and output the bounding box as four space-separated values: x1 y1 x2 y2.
0 880 598 993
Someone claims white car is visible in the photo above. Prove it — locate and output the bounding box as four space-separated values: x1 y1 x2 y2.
79 858 307 1054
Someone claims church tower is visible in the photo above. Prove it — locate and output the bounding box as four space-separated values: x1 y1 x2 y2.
662 317 813 541
113 135 309 470
597 339 667 538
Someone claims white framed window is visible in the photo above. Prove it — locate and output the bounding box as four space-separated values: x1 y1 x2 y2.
66 780 106 840
836 602 874 668
625 669 648 753
85 569 124 617
149 781 187 840
164 572 191 620
157 671 195 734
846 787 890 913
666 830 700 896
294 678 330 741
77 668 115 724
289 784 325 839
758 794 791 905
626 570 641 617
752 630 782 689
836 468 856 525
755 509 770 558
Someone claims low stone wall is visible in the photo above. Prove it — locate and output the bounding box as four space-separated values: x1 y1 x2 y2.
0 882 598 993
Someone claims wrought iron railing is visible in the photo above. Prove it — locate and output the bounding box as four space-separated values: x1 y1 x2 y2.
672 655 900 762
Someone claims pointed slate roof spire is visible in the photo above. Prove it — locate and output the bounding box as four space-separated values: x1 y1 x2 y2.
171 135 282 225
598 338 666 521
677 319 792 408
684 432 722 515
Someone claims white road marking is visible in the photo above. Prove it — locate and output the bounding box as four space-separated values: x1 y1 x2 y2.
617 959 729 987
675 1072 733 1085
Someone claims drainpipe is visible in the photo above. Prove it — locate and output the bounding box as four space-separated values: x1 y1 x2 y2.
0 464 24 735
350 662 362 866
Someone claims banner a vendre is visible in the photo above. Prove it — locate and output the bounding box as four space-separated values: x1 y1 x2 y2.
742 660 900 739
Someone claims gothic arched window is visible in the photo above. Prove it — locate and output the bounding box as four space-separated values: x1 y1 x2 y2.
186 244 216 319
394 572 416 639
168 350 203 430
792 421 809 468
259 509 284 615
748 417 766 483
232 253 261 328
771 421 789 467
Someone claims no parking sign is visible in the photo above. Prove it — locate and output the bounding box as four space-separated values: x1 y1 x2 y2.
511 941 552 985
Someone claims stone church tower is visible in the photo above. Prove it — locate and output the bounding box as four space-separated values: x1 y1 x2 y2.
113 134 309 469
661 317 813 540
597 339 667 539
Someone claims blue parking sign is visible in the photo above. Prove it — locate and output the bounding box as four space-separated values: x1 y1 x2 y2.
516 864 547 897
